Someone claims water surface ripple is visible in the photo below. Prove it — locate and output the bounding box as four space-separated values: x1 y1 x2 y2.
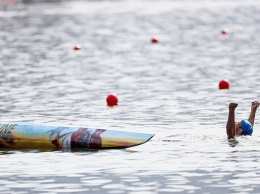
0 0 260 193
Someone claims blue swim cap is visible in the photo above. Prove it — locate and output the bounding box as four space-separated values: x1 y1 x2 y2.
241 120 253 136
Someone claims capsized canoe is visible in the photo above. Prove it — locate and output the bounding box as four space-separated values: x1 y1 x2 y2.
0 123 154 149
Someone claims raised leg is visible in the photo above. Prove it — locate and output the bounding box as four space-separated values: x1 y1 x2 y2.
226 102 238 139
248 101 260 126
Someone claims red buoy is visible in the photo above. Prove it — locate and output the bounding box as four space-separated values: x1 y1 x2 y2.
106 94 118 106
151 36 159 43
219 79 230 89
221 28 229 35
74 44 81 50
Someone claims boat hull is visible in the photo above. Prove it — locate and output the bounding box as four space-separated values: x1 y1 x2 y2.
0 123 154 149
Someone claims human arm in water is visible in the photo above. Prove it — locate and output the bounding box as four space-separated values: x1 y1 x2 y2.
248 101 260 126
226 102 238 139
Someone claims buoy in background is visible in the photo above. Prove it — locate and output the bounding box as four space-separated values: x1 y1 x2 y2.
221 28 229 35
3 0 20 3
74 44 81 50
219 79 230 89
106 94 118 106
151 36 159 43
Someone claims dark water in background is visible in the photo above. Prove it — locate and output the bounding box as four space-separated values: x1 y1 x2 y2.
0 0 260 193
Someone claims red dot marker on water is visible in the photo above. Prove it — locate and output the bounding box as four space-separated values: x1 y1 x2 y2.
221 28 229 35
74 44 81 50
106 94 118 106
4 0 19 3
151 36 159 43
219 79 230 89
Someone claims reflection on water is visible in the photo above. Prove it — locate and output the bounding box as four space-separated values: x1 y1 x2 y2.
0 0 260 193
228 138 239 147
0 150 16 155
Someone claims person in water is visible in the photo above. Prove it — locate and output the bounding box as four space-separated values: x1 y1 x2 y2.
226 101 260 139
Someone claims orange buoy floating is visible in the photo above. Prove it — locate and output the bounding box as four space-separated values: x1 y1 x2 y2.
106 94 118 106
219 79 230 89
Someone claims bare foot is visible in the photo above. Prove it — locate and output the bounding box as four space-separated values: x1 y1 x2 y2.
229 102 238 110
251 101 260 111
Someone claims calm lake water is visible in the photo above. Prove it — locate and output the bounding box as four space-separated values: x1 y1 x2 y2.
1 0 260 193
